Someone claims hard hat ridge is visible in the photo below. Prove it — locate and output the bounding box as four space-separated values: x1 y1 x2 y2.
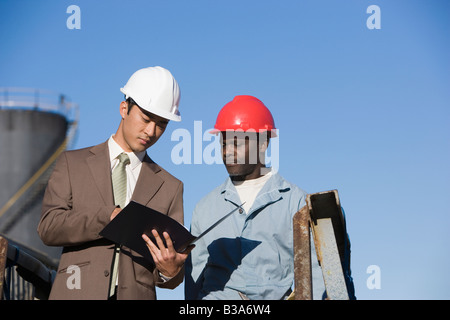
120 66 181 122
211 95 277 137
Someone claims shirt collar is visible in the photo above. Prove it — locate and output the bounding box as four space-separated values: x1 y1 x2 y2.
221 170 290 199
220 170 289 215
108 135 146 169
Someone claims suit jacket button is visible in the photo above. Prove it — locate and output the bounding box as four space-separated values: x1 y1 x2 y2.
104 270 110 277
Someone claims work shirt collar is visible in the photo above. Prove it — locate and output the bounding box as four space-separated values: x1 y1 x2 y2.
220 170 291 213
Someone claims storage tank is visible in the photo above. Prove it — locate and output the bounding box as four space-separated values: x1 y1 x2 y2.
0 88 78 263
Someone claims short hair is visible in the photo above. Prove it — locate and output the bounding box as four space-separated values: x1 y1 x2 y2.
125 96 137 114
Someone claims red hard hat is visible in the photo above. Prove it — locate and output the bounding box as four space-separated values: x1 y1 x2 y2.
211 95 277 137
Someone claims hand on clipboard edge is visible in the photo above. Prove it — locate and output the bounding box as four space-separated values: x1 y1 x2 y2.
142 229 195 278
140 202 245 278
99 201 245 262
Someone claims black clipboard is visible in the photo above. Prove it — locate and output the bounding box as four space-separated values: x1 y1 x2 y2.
99 201 244 261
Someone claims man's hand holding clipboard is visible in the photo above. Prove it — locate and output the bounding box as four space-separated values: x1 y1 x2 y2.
142 230 194 278
100 201 245 277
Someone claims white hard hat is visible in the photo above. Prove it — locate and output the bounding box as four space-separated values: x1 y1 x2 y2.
120 66 181 122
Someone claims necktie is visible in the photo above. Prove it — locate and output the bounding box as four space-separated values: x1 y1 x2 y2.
112 153 130 208
109 152 130 297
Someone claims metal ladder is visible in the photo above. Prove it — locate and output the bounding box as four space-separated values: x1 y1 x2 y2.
293 190 350 300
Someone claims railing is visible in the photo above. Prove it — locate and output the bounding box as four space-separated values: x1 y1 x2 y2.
0 235 57 300
0 87 78 123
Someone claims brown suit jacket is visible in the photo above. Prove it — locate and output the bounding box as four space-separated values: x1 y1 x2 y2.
38 141 184 300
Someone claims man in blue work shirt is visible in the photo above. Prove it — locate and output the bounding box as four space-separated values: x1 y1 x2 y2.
185 95 355 300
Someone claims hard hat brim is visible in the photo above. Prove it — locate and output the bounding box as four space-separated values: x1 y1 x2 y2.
121 88 181 122
209 128 277 137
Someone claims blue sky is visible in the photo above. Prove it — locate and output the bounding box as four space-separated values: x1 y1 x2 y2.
1 0 449 300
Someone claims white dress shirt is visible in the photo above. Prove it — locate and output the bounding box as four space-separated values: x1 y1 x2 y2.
108 135 146 206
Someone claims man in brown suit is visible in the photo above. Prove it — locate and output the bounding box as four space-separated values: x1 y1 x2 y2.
38 66 192 299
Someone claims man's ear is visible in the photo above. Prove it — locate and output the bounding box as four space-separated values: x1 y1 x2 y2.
119 101 128 119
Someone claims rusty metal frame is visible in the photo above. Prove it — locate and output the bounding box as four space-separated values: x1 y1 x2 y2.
293 206 312 300
293 190 349 300
0 235 56 300
0 236 7 300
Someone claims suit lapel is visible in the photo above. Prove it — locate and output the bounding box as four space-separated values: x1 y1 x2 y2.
86 144 164 207
86 141 114 206
131 154 164 206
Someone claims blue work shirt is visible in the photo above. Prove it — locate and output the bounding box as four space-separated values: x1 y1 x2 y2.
185 172 329 300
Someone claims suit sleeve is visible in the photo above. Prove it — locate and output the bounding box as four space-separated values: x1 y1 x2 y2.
37 152 115 247
154 180 186 289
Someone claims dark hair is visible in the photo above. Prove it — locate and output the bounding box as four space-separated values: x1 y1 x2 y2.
125 96 137 114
